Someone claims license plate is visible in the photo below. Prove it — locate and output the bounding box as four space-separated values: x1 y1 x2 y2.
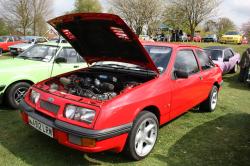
28 116 53 138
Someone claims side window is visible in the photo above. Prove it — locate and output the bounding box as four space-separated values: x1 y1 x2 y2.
57 48 83 63
174 50 200 75
196 49 214 70
224 49 234 60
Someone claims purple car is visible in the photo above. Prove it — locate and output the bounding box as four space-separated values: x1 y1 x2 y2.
204 46 240 74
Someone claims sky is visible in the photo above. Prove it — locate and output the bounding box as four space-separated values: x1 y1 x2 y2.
53 0 250 28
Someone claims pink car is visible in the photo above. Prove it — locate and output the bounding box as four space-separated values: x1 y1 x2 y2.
193 35 202 42
204 46 241 74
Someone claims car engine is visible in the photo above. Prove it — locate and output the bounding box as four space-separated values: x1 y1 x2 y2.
49 73 141 101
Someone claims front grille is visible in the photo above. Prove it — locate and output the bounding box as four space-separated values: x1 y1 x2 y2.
40 100 60 114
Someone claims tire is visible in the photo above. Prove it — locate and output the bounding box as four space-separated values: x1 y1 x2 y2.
231 63 238 73
124 111 159 160
6 82 31 109
199 86 218 112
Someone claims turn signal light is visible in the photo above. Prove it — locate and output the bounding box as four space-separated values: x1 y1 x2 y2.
82 138 96 147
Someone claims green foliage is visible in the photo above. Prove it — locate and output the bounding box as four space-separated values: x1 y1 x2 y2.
73 0 102 13
0 19 9 35
217 17 236 37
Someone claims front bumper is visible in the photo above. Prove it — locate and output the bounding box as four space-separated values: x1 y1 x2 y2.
19 100 131 153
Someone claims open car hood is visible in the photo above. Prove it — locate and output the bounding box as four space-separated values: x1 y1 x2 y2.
48 13 158 73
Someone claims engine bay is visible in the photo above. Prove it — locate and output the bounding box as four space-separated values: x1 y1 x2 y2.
47 68 155 101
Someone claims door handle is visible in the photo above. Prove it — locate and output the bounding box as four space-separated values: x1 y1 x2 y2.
74 66 79 68
199 76 203 80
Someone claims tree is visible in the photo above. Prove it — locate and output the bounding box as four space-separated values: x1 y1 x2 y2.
0 0 32 35
31 0 52 36
73 0 102 13
0 0 52 36
165 0 220 36
217 17 236 36
0 19 9 35
109 0 163 35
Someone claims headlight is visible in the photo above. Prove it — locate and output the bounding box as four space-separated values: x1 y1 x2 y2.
30 90 40 104
65 105 96 124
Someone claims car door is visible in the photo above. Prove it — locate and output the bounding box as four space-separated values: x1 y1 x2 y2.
223 49 233 73
195 49 216 101
51 47 87 76
170 49 203 119
227 49 238 70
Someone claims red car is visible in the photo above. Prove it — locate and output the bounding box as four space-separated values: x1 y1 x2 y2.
0 36 23 51
19 13 223 160
193 34 202 42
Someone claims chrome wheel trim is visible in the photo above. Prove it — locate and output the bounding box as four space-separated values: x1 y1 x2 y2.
211 90 218 110
134 118 158 157
14 87 28 104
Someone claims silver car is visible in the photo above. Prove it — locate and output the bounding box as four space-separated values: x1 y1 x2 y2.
9 36 48 55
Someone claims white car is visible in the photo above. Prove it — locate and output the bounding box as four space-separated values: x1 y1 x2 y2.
9 36 48 55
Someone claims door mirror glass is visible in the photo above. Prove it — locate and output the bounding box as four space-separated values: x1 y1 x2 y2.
174 70 189 79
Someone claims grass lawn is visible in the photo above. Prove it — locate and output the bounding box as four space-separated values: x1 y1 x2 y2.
0 53 12 60
0 43 249 166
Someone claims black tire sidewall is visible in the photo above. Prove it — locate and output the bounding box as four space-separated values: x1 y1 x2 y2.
125 111 159 160
6 82 31 109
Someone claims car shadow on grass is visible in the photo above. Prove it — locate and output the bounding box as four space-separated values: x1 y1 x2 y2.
223 73 250 91
0 110 132 165
154 113 250 166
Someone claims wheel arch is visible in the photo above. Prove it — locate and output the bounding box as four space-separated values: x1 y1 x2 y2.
4 79 34 96
139 105 161 123
213 81 220 89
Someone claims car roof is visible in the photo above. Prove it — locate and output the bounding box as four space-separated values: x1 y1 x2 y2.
141 41 202 49
38 42 71 47
204 46 228 50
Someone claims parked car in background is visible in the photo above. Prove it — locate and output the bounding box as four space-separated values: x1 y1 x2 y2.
219 31 243 44
242 36 248 44
9 36 48 55
49 37 68 43
180 32 189 42
0 42 87 108
0 36 23 52
202 34 217 42
204 46 240 74
193 34 202 42
19 13 223 161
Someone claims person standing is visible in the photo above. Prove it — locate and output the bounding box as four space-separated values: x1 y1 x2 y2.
239 48 250 82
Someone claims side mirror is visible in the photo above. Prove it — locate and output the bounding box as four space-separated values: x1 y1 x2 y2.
174 70 189 79
54 57 67 63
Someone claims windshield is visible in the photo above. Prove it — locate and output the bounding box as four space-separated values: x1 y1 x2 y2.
204 49 223 60
225 31 240 35
207 34 214 38
16 45 58 62
144 45 172 71
0 36 8 42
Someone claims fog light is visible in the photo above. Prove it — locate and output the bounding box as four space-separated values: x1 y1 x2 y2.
82 138 96 147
